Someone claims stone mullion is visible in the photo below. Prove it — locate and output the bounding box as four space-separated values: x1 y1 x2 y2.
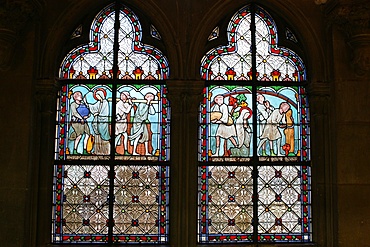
31 80 59 246
308 82 334 247
167 80 204 247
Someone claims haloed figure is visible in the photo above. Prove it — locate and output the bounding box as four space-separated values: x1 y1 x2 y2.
129 92 156 155
115 91 132 155
88 88 111 155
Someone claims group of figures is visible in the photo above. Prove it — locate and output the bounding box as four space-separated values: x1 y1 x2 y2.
208 87 298 157
66 85 162 157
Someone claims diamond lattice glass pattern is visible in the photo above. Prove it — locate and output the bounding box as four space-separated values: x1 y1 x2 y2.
113 166 169 243
53 165 110 243
257 165 311 242
198 166 254 242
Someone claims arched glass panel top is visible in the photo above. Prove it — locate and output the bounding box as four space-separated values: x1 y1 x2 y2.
200 5 306 82
60 4 170 80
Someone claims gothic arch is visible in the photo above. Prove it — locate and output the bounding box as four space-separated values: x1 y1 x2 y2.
188 0 328 82
38 0 179 79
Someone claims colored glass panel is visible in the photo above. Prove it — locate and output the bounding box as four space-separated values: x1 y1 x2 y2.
55 84 170 161
113 165 169 243
208 26 219 41
117 6 169 80
60 4 115 79
286 28 298 43
114 84 170 161
255 7 305 82
59 4 169 80
201 6 252 81
52 165 110 243
256 86 310 162
257 165 311 242
55 84 113 160
199 85 254 162
200 5 305 82
71 25 82 39
150 25 162 40
198 166 253 242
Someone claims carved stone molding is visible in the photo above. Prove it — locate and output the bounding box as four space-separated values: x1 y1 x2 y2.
34 79 59 114
0 0 41 71
307 82 331 116
347 34 370 76
0 29 17 71
331 2 370 37
167 80 204 114
328 2 370 76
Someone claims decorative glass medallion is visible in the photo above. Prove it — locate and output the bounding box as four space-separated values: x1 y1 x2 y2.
71 24 82 39
208 26 220 41
286 28 298 43
150 24 162 40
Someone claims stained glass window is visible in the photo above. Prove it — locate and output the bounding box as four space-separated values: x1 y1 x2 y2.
53 3 170 244
286 28 298 43
151 25 162 40
208 26 220 41
198 4 311 243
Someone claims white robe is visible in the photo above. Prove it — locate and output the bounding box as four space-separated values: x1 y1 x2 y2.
212 104 236 139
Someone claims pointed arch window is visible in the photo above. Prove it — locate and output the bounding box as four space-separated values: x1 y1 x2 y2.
52 3 170 244
198 4 311 243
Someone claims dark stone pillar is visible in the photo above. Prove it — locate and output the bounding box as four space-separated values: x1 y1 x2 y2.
27 80 58 246
167 80 204 247
308 82 334 247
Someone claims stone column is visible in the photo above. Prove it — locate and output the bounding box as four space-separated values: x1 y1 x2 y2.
308 82 334 247
27 79 58 246
166 80 204 247
327 2 370 246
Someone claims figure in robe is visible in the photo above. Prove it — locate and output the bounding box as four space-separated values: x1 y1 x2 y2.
88 88 110 155
129 92 156 155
